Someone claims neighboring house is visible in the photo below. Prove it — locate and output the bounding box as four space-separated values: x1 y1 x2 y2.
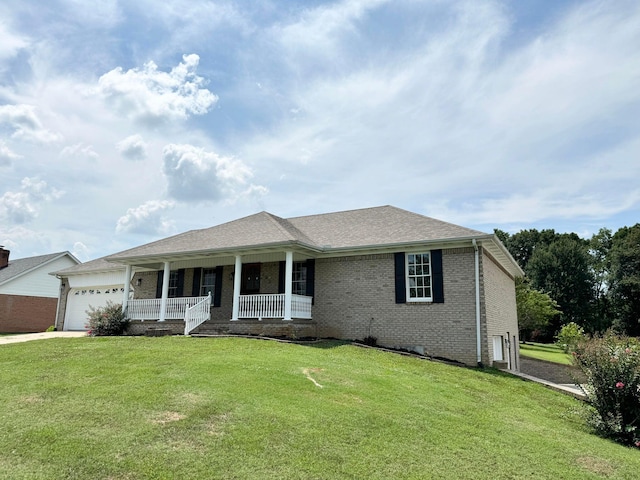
0 247 79 332
54 206 523 368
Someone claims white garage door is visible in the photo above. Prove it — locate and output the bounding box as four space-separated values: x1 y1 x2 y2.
64 286 125 331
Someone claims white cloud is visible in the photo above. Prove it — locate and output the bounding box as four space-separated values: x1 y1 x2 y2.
0 177 64 224
59 143 100 161
0 104 62 144
0 140 21 166
0 226 45 252
115 200 175 235
116 134 148 161
0 20 29 61
276 0 389 57
71 241 90 261
96 54 218 125
162 143 257 203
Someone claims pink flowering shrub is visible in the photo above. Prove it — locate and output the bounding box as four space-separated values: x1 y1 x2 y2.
573 332 640 447
86 301 129 336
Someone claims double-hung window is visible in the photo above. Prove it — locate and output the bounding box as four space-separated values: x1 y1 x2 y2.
167 271 179 298
292 262 307 295
200 268 217 296
406 252 432 302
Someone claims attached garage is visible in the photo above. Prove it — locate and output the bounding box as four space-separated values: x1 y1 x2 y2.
52 258 128 331
63 285 125 331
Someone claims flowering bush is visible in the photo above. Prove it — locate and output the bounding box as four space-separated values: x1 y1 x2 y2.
85 301 130 336
573 333 640 447
556 322 585 353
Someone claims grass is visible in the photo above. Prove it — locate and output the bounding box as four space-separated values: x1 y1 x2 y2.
1 336 638 479
520 342 573 365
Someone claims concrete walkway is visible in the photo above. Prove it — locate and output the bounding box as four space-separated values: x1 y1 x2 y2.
0 331 86 345
510 369 586 399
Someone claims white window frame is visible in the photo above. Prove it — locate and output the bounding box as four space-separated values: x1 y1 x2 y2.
200 268 217 297
405 252 433 302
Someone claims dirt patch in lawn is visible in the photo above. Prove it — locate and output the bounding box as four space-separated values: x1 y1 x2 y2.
576 456 615 477
152 411 186 424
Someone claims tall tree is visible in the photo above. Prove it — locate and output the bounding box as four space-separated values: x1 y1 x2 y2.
516 278 561 341
589 228 614 331
526 236 595 336
609 224 640 335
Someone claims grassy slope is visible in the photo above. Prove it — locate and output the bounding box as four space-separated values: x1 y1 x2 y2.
520 342 573 365
0 337 637 479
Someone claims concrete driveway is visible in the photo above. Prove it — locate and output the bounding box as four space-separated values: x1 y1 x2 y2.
0 331 86 345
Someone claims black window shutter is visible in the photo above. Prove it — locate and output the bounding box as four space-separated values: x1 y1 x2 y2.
192 268 202 297
176 269 185 297
431 249 444 303
155 270 163 298
213 266 223 307
394 252 406 304
306 259 315 303
278 261 285 294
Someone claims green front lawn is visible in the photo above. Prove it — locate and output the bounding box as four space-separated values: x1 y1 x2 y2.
1 337 637 479
520 342 573 365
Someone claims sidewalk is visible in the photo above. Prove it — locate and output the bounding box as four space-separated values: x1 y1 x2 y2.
0 331 86 345
510 369 586 399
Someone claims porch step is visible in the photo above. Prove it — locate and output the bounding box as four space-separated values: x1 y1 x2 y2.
191 319 317 338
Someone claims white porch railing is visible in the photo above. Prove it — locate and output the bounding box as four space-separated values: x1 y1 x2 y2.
238 294 312 320
127 296 209 321
184 293 212 335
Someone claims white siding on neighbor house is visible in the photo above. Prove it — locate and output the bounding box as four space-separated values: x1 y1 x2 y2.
68 271 126 288
0 256 77 297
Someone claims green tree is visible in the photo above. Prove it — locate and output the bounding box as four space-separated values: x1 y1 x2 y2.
526 236 595 337
516 278 561 342
589 228 614 331
609 224 640 335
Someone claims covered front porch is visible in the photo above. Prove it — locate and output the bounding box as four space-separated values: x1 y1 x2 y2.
120 250 314 335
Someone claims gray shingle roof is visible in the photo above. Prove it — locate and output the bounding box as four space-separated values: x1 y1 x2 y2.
52 256 124 276
288 205 487 249
0 252 77 286
106 206 489 262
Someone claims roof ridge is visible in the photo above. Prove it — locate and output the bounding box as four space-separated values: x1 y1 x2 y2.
263 211 320 247
287 205 391 221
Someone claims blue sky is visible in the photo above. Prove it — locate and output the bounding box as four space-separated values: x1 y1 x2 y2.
1 0 638 261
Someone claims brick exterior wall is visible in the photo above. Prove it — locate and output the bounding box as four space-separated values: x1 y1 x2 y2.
481 250 520 370
127 250 518 368
0 294 58 332
313 250 479 365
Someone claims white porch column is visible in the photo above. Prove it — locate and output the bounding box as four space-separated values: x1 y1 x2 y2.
121 265 132 314
231 255 242 321
159 261 171 322
284 251 293 321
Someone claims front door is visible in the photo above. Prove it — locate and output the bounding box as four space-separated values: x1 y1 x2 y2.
241 263 261 294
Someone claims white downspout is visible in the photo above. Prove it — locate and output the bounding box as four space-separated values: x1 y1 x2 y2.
472 239 482 366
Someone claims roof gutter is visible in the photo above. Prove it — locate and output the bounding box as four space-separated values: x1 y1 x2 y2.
472 238 482 367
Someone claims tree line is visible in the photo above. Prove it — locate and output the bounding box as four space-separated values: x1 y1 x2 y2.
495 224 640 341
